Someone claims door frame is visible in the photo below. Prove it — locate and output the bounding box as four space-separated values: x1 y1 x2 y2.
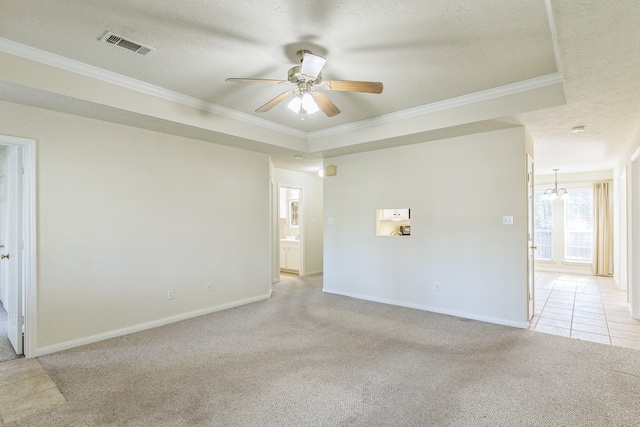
631 154 640 319
0 135 36 358
277 184 304 277
527 155 535 321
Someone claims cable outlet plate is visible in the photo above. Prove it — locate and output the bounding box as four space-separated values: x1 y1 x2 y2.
206 282 212 292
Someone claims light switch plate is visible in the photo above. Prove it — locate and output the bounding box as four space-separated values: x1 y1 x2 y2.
503 216 514 225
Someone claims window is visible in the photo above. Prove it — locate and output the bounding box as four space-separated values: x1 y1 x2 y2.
534 191 553 260
564 188 593 262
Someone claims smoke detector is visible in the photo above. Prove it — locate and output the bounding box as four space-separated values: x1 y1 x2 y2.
99 31 156 56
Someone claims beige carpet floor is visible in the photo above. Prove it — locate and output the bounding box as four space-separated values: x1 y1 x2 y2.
11 275 640 426
0 302 18 364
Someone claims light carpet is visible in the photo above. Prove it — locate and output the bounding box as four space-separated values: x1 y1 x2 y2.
12 275 640 426
0 302 17 364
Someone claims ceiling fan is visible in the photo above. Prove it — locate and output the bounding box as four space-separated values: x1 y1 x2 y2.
225 50 383 118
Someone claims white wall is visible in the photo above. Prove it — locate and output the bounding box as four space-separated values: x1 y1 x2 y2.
614 166 626 291
534 170 613 275
273 168 323 276
616 120 640 317
323 127 530 328
0 100 272 353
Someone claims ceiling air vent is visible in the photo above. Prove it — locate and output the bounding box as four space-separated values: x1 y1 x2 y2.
99 31 156 56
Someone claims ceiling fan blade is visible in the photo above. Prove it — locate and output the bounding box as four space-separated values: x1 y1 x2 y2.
311 92 341 117
226 78 287 84
256 90 296 113
300 52 326 80
321 80 383 94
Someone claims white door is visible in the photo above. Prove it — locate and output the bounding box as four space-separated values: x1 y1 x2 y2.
527 155 535 321
5 147 22 355
0 174 6 305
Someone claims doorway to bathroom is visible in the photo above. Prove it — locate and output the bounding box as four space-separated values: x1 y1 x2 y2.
278 186 302 278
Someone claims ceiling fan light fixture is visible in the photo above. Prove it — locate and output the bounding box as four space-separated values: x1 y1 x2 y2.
301 92 319 114
287 92 319 115
286 96 301 113
299 52 326 80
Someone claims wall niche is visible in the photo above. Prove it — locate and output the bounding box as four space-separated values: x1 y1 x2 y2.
376 208 410 236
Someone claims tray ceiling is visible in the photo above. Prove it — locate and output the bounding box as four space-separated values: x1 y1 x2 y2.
1 1 639 174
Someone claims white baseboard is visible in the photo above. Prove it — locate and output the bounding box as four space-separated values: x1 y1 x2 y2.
322 288 528 329
35 293 271 357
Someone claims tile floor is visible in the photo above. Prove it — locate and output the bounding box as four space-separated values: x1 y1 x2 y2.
0 357 65 425
530 271 640 350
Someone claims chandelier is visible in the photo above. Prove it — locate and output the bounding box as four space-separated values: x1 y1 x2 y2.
542 169 569 200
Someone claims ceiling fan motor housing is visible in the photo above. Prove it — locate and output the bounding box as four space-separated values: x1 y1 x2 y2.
288 66 321 85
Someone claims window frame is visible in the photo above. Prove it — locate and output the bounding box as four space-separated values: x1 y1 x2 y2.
563 187 594 263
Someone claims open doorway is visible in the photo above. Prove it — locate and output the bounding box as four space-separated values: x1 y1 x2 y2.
278 186 302 279
0 135 36 360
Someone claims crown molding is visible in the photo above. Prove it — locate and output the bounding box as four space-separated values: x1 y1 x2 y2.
0 37 563 145
544 0 564 78
307 72 564 140
0 37 307 139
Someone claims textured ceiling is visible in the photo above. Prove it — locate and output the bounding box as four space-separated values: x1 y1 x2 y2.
513 0 640 175
0 1 639 174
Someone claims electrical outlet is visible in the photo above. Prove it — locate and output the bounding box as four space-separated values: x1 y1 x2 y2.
435 282 441 292
167 290 174 300
206 282 213 292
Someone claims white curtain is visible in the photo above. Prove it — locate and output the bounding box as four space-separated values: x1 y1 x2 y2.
592 181 613 276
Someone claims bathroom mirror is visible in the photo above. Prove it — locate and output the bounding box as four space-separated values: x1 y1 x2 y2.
289 200 299 227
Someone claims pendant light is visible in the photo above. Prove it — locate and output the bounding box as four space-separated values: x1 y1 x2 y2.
542 169 569 200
